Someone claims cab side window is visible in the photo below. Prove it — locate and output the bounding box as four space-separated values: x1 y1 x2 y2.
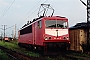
38 20 42 28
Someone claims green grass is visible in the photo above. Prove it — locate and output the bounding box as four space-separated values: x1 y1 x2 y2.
45 56 66 60
0 49 15 60
71 52 90 58
0 40 90 60
0 40 40 57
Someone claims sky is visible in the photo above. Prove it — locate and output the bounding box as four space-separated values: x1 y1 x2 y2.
0 0 86 37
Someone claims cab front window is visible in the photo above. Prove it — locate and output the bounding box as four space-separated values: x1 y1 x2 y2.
45 20 68 28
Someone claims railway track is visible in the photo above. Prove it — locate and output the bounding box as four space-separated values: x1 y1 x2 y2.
0 45 90 60
43 50 90 60
0 46 44 60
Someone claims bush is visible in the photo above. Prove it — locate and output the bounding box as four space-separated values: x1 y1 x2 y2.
81 44 90 53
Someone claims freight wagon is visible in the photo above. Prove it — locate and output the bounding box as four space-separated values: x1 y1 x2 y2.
69 22 89 52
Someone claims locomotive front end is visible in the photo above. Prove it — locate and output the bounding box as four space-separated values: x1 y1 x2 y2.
43 16 70 51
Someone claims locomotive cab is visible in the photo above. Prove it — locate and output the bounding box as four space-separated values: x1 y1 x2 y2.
43 16 70 51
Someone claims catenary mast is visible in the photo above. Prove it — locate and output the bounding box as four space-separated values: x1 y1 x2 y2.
87 0 90 44
80 0 90 44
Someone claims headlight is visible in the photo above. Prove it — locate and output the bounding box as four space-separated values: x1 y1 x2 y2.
66 37 69 40
63 36 69 40
63 37 66 40
45 37 48 40
48 37 51 39
44 36 51 40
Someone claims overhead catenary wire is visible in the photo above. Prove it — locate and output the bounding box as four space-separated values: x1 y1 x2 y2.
16 0 48 27
0 0 48 37
5 25 15 30
0 25 14 30
0 0 12 18
42 0 48 4
0 25 16 38
16 0 48 40
17 7 40 27
0 0 15 20
16 0 42 26
1 0 41 37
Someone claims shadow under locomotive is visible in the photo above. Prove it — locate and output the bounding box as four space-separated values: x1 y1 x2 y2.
18 42 70 56
44 42 69 52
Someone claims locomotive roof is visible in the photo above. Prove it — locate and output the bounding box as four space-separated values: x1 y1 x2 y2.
20 16 68 30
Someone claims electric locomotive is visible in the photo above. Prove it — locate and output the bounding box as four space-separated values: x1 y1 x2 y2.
18 4 70 52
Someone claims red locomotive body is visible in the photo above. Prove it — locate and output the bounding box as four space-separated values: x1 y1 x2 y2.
18 16 70 51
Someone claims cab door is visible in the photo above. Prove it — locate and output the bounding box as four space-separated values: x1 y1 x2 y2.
33 23 37 45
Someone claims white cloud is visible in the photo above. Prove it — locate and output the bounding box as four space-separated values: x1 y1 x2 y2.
12 5 21 8
16 6 21 8
0 0 21 8
0 0 9 6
